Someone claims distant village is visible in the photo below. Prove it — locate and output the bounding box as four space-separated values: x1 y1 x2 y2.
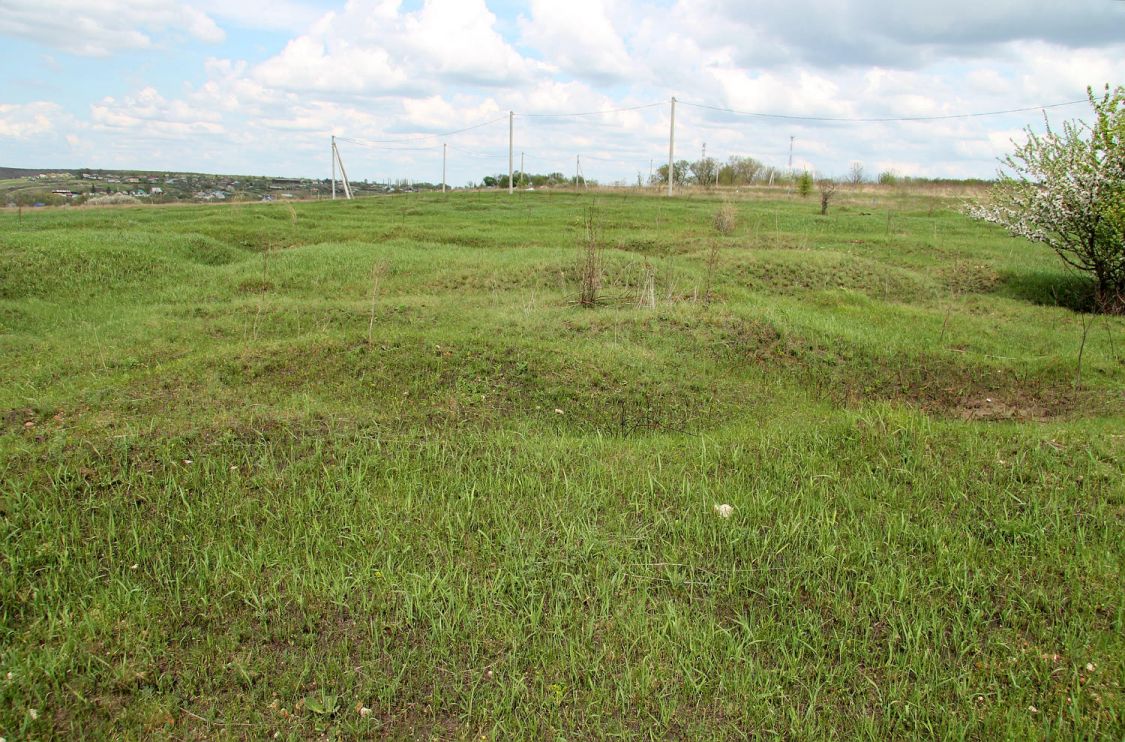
0 168 444 207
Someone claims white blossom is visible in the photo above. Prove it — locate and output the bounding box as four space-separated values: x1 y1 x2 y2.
966 86 1125 312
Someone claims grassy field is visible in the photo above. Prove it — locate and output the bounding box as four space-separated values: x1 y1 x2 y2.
1 188 1122 739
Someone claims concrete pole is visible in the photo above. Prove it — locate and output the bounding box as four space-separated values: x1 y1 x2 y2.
667 97 676 197
442 143 447 193
337 147 353 199
508 111 514 195
520 151 524 188
331 135 336 200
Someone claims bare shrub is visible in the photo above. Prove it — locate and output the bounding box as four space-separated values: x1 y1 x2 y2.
818 179 838 215
637 260 656 308
848 162 865 186
701 241 722 303
577 206 602 308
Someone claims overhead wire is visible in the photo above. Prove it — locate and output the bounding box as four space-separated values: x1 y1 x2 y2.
335 114 509 146
333 94 1091 183
677 98 1088 123
518 101 663 118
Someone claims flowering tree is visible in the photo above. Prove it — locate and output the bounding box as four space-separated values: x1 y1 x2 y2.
968 85 1125 313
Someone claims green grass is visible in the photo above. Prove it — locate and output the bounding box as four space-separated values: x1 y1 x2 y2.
1 189 1122 739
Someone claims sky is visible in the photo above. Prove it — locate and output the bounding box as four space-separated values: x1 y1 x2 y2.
1 0 1124 185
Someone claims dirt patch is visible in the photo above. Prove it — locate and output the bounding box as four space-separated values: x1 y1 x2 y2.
710 317 1094 422
237 278 275 293
938 262 1001 294
954 396 1052 422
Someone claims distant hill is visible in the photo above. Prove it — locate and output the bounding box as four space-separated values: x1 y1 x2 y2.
0 167 63 179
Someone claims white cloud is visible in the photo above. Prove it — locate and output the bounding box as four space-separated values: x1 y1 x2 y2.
3 0 1123 182
1012 41 1125 102
91 87 225 136
0 0 224 56
251 0 543 95
519 0 633 82
0 102 69 138
193 0 328 32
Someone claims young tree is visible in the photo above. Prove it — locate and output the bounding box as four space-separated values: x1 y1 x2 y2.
652 161 691 186
797 170 813 198
968 85 1125 312
729 155 763 185
848 161 865 186
690 157 719 187
818 178 838 215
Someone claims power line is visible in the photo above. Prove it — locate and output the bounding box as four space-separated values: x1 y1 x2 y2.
519 102 663 118
336 140 444 152
336 114 508 146
444 144 508 160
677 98 1088 123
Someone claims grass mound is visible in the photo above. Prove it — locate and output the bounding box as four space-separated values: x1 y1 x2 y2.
0 190 1122 739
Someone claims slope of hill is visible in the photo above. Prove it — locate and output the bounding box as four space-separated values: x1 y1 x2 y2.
0 190 1121 738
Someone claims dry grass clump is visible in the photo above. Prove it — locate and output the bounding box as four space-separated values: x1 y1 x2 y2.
713 200 737 235
578 207 602 308
701 200 737 303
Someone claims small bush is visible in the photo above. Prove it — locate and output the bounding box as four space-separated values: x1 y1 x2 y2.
797 172 813 198
818 179 838 215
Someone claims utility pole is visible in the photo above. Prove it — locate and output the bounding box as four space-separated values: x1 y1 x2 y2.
575 155 580 191
335 144 353 200
648 158 653 187
667 96 676 197
442 143 447 193
788 135 795 173
508 111 514 195
702 142 707 189
520 151 525 188
331 135 336 200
